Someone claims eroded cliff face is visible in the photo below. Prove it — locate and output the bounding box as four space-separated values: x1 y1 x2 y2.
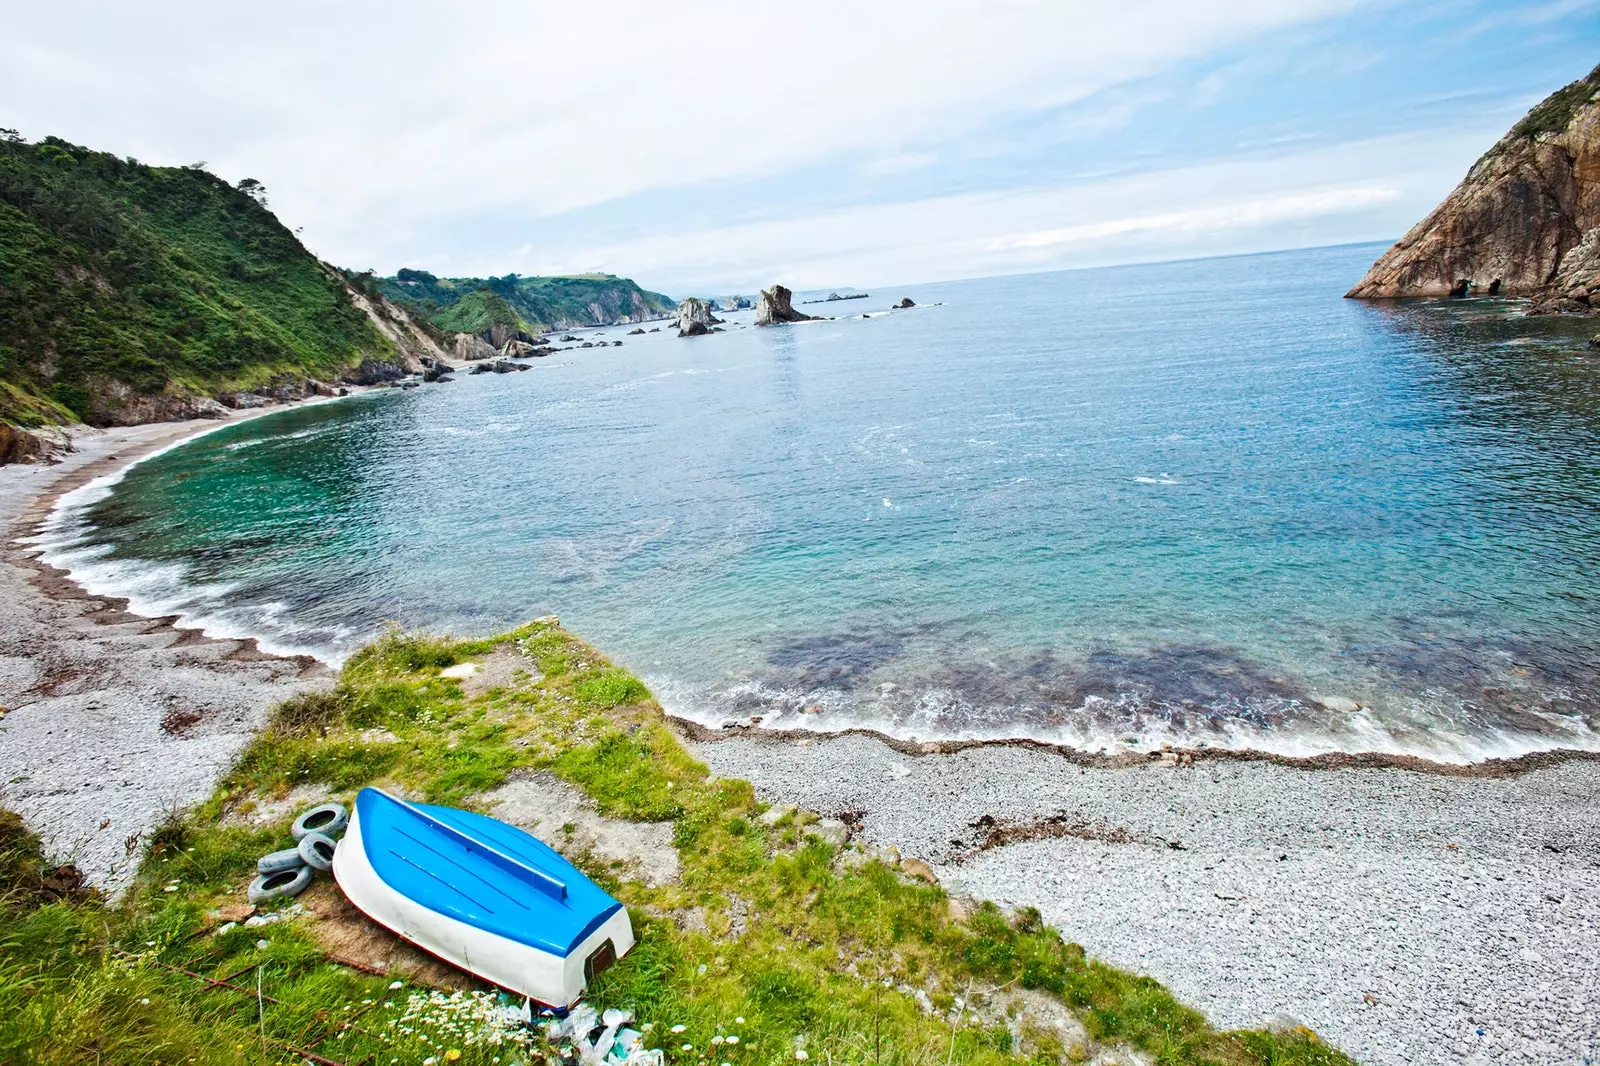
1347 65 1600 311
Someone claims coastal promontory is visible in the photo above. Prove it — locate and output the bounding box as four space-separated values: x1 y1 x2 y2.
1347 63 1600 311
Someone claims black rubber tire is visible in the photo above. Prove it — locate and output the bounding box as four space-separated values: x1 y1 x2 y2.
297 831 337 872
247 865 312 905
257 847 306 875
291 802 348 842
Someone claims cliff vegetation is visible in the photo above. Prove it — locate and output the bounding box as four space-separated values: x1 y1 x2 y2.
0 134 400 427
381 270 675 335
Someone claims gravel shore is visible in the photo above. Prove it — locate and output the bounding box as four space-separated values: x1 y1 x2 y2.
4 413 1597 1065
688 731 1600 1066
0 418 328 895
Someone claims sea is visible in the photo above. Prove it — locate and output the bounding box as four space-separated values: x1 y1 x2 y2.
36 243 1600 763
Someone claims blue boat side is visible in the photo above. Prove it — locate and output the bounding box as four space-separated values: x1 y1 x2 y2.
355 788 623 957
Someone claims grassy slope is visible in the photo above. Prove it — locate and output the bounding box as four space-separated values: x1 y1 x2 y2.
0 135 389 426
381 271 675 333
0 622 1353 1066
432 288 533 335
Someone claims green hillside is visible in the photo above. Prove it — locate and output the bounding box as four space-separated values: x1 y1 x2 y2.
0 134 399 427
381 268 675 334
430 287 532 335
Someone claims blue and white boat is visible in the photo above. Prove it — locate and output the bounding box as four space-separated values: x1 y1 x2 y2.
332 787 634 1007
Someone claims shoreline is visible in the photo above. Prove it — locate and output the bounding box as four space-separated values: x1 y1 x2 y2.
1 402 1597 1061
0 401 348 894
22 395 1600 780
686 728 1600 1066
671 716 1600 780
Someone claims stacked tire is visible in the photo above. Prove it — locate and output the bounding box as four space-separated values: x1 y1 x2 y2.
247 802 348 906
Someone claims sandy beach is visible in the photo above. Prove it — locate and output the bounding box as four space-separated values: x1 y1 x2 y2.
0 415 331 895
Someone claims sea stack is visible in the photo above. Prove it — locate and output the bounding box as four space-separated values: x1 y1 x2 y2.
676 297 721 336
1346 64 1600 311
754 285 818 326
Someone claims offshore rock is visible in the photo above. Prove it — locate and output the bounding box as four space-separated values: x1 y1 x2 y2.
1347 65 1600 309
755 285 819 326
676 297 722 337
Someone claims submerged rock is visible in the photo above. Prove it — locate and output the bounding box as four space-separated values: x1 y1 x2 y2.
896 297 916 308
754 285 819 326
1347 64 1600 310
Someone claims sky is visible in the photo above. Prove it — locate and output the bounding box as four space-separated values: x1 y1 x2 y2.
3 1 1597 296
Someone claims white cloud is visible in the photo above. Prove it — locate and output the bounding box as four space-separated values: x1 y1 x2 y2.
509 128 1484 291
0 0 1377 275
984 186 1400 253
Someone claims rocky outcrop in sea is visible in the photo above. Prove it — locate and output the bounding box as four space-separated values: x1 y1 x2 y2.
754 285 819 326
676 298 723 337
1347 64 1600 312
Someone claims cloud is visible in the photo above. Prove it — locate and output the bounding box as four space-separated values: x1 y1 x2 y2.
982 186 1401 253
510 128 1482 292
0 0 1376 274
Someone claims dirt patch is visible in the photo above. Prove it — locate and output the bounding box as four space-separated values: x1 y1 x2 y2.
474 770 679 886
453 646 541 697
296 880 476 991
161 706 204 735
220 783 333 829
948 811 1153 862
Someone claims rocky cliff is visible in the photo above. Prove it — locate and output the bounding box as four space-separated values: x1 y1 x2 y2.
1347 65 1600 311
754 285 818 326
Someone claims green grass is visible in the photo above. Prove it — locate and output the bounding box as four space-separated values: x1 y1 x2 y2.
0 621 1357 1065
1511 65 1600 137
0 134 394 426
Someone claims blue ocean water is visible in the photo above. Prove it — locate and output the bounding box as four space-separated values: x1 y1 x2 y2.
41 244 1600 761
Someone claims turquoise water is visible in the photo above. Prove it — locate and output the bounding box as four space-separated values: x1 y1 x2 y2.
42 244 1600 760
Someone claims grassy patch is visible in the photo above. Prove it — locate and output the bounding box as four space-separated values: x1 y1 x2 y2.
1512 68 1600 137
0 620 1358 1065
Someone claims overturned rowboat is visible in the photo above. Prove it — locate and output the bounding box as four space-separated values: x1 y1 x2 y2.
332 787 634 1007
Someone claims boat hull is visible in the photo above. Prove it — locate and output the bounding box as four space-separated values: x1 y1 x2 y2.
332 802 635 1007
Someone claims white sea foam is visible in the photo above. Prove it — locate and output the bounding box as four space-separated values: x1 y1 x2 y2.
31 399 362 667
651 673 1600 766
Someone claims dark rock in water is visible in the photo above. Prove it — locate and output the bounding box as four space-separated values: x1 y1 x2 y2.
342 356 410 385
648 327 661 333
433 374 455 383
422 362 451 383
580 341 594 349
676 297 723 336
400 381 421 390
896 297 916 308
1348 63 1600 310
560 334 578 342
628 327 646 335
755 285 819 326
612 340 623 346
